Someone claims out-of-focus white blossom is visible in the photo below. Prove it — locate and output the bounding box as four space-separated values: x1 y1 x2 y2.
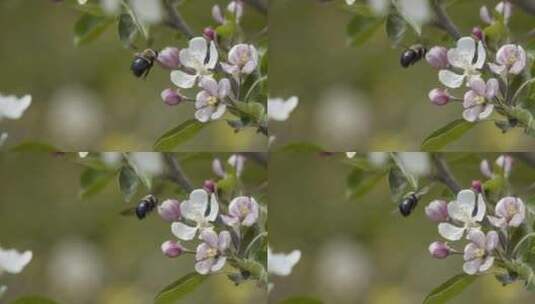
268 96 299 122
0 94 31 121
268 247 301 276
130 152 164 177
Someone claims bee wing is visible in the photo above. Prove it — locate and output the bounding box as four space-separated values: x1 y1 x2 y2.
120 207 138 217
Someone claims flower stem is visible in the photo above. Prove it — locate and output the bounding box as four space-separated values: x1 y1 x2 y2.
163 153 193 192
512 78 535 105
244 232 268 257
163 0 194 39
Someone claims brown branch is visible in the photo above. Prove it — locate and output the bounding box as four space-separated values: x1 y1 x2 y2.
164 153 193 192
431 0 461 40
164 0 194 39
431 153 461 194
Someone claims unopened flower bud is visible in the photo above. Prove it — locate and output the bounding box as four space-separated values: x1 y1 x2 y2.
425 46 449 69
203 179 216 193
472 27 484 41
471 180 482 193
425 200 449 222
480 6 492 24
428 88 450 106
161 88 182 106
157 47 180 69
495 1 512 22
161 240 184 258
158 199 181 222
496 154 513 177
428 241 450 259
203 27 216 41
212 5 224 24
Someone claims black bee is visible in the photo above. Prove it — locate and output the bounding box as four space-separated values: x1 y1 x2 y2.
400 45 427 68
121 194 158 220
399 193 418 217
131 49 158 78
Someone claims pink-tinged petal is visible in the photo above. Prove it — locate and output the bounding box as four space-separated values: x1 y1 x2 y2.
211 104 226 120
474 193 487 221
488 63 506 76
211 5 224 23
200 229 219 248
438 223 465 241
171 222 198 240
195 107 214 123
509 46 526 74
488 216 506 228
463 90 478 108
188 37 208 64
485 78 499 99
467 229 486 248
463 106 482 122
218 231 231 251
478 104 494 120
221 62 239 75
221 215 239 226
179 49 197 69
486 231 499 251
457 190 477 214
464 243 480 260
228 197 244 217
195 259 213 275
463 259 482 275
195 243 211 260
210 256 227 272
218 78 231 98
242 60 257 74
195 91 210 109
171 70 197 89
480 160 493 178
206 193 219 221
212 158 225 177
439 70 465 88
181 189 209 220
474 40 486 69
200 77 218 96
478 256 494 272
469 78 486 96
207 41 219 69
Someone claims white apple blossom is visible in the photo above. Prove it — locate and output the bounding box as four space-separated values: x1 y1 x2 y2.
463 229 498 275
194 77 230 123
346 152 357 159
195 230 230 275
268 96 299 121
268 247 301 276
0 247 32 274
438 189 486 241
0 94 31 121
439 37 486 88
171 37 219 89
171 189 219 241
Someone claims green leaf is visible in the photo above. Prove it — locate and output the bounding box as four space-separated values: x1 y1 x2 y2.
278 297 323 304
10 142 60 152
346 14 384 47
215 21 236 39
118 165 140 202
74 13 114 46
118 13 138 48
154 273 207 304
233 101 266 122
153 120 207 151
421 119 476 151
385 12 406 47
423 274 477 304
11 297 59 304
483 20 507 47
79 168 114 199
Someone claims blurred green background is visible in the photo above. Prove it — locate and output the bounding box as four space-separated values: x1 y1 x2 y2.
269 152 535 304
0 0 266 151
270 0 535 151
0 152 266 304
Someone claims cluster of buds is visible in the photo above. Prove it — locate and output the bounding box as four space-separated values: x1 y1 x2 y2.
425 1 529 124
156 1 263 125
158 154 266 280
426 155 531 279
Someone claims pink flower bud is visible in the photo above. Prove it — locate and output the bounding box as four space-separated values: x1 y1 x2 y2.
425 46 449 69
158 199 181 222
203 27 216 41
161 240 184 258
480 6 492 24
161 88 182 106
428 241 450 259
203 179 216 193
472 27 484 41
425 200 449 222
471 180 482 193
428 88 450 105
157 47 180 69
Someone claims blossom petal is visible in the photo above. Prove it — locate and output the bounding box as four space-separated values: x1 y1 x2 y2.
210 256 227 272
463 106 482 122
478 104 494 120
195 259 213 275
200 229 219 248
438 223 465 241
206 193 219 222
469 78 486 96
207 40 219 69
0 249 32 274
210 104 226 120
200 77 218 96
171 222 198 240
467 229 485 248
463 259 482 275
474 193 487 221
195 243 211 260
188 37 208 64
474 41 486 69
457 189 476 212
485 78 499 99
0 95 32 120
218 231 231 251
486 231 499 251
479 256 494 272
268 248 301 276
439 70 465 88
218 78 231 98
195 107 214 123
181 189 209 220
171 70 197 89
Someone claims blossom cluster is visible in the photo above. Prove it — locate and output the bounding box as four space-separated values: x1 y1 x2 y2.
426 155 528 277
426 2 528 123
